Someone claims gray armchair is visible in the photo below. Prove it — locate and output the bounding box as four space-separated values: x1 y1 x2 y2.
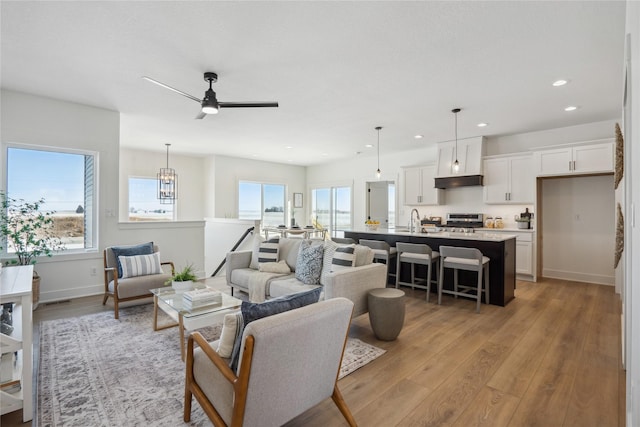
184 298 357 426
102 244 174 319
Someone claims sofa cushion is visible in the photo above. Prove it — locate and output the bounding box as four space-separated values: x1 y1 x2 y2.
295 240 324 285
108 273 172 299
119 252 162 278
230 268 294 291
269 277 322 299
111 242 154 278
229 287 322 371
332 245 356 272
278 238 304 270
258 260 291 274
216 311 243 358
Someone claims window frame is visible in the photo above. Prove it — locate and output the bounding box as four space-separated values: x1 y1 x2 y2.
3 142 99 255
237 180 287 228
127 175 176 221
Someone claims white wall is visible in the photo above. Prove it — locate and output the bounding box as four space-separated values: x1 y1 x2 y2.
1 90 205 302
624 0 640 423
119 148 206 221
540 175 615 285
209 155 306 219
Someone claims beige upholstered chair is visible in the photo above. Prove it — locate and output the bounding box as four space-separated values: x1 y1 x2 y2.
184 298 357 427
102 244 174 319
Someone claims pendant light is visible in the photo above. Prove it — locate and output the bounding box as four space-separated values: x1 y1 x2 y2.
452 108 461 173
158 143 177 204
375 126 382 179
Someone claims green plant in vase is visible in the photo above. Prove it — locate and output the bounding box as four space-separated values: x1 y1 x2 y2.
165 263 198 288
0 192 66 309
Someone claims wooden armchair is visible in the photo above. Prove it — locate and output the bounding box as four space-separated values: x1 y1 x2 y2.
102 243 174 319
184 298 357 427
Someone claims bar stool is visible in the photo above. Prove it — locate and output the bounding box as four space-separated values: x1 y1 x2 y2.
437 246 490 313
359 239 398 283
395 242 440 302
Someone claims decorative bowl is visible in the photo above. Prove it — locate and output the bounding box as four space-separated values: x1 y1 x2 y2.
365 224 379 231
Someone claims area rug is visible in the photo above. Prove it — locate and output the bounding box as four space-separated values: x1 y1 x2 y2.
37 303 385 426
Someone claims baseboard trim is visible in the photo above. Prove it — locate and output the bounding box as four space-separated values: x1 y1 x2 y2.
542 268 614 286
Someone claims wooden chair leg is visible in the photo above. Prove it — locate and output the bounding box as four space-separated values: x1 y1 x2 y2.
102 294 108 305
114 297 119 320
438 261 444 305
331 386 357 427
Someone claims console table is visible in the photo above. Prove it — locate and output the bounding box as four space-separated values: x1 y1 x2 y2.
263 226 327 239
0 265 33 422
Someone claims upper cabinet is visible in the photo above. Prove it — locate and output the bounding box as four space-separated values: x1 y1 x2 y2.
403 165 443 205
483 154 534 204
436 136 485 177
533 140 614 176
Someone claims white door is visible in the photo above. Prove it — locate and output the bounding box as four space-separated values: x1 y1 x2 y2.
367 181 389 226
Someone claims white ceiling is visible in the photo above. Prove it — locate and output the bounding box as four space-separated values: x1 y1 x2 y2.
0 1 626 166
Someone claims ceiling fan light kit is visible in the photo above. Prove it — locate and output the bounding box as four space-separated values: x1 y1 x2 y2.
143 72 278 119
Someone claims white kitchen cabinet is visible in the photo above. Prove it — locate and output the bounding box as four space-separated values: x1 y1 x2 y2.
515 234 533 276
482 229 535 280
533 140 613 176
483 154 534 204
436 136 485 177
403 165 442 205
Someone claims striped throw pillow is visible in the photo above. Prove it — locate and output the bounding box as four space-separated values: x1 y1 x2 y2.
118 252 162 278
258 238 280 264
331 245 356 272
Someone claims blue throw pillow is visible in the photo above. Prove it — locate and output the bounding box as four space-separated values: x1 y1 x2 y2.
295 240 324 285
229 287 322 372
111 242 154 278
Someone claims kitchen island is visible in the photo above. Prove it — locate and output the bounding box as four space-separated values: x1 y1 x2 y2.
343 228 516 306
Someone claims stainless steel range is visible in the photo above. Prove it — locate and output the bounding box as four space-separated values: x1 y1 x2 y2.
437 213 484 233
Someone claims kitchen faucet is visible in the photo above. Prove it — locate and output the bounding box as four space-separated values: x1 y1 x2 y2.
410 208 420 233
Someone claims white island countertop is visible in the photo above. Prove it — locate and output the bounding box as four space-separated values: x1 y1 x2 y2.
343 227 517 242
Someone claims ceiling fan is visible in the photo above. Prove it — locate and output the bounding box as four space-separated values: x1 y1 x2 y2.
142 72 279 119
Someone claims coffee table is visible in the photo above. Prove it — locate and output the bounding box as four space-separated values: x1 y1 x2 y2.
150 285 242 361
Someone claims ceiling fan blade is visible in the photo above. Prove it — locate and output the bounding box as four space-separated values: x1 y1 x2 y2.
142 76 202 103
195 111 207 119
218 102 279 108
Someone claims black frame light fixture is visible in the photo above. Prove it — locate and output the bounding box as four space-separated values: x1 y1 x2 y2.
375 126 382 179
452 108 461 173
158 143 177 204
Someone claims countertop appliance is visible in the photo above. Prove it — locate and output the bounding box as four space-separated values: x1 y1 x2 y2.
437 213 484 233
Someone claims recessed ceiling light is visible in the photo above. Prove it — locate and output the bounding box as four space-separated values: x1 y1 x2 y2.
365 144 373 148
553 79 568 87
477 122 488 127
564 105 578 111
285 146 293 149
414 135 424 139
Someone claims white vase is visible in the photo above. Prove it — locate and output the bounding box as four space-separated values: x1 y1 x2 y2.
172 280 193 292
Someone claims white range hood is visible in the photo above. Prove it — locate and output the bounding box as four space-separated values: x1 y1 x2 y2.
434 136 485 189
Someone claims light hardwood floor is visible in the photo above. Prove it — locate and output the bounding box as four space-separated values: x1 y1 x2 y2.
2 277 624 426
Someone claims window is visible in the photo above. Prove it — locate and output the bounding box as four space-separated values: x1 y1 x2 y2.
311 186 352 235
6 146 97 251
238 181 285 227
128 177 174 221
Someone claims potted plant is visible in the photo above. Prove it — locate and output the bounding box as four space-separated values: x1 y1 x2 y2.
0 192 66 309
166 263 198 291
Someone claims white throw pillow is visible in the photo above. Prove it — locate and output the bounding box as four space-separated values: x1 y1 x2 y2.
331 245 356 272
258 260 291 274
216 311 243 358
118 252 162 278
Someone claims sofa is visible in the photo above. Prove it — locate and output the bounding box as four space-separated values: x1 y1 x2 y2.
225 237 387 318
